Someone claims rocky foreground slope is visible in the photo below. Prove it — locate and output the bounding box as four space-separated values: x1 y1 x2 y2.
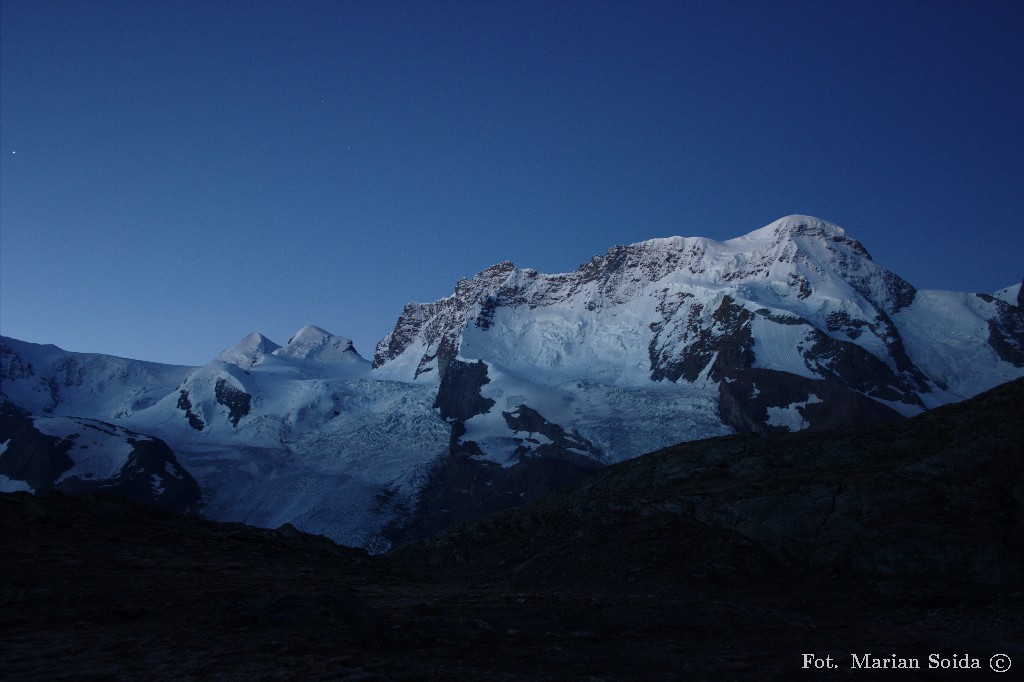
2 377 1021 680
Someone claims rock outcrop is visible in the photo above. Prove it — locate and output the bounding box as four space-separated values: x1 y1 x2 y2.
0 413 201 513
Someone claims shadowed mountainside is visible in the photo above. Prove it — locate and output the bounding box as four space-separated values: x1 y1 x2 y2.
2 378 1022 680
399 377 1024 591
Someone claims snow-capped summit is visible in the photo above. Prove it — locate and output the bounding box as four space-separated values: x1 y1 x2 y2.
737 214 855 243
274 325 365 364
213 326 370 369
216 332 281 369
374 216 915 385
376 214 1022 410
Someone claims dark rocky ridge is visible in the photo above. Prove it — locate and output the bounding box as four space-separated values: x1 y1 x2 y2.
3 378 1022 680
431 358 494 422
649 294 755 383
501 404 599 461
649 295 927 406
382 439 604 548
718 367 904 435
0 413 201 513
0 413 74 490
983 293 1024 366
214 378 252 427
175 389 205 431
403 358 606 547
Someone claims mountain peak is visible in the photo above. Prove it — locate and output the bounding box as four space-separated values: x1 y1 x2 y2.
734 214 847 243
483 260 517 274
285 325 335 346
774 213 845 234
275 325 364 363
608 216 868 272
216 332 281 369
458 260 518 287
240 331 279 348
375 215 934 381
722 215 874 269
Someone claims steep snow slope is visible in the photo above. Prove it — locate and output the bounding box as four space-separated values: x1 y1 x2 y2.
894 290 1022 402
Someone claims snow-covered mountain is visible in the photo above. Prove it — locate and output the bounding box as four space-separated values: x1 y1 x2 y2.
1 328 448 549
0 338 203 511
3 215 1022 548
0 336 192 419
377 216 1020 426
368 215 1024 538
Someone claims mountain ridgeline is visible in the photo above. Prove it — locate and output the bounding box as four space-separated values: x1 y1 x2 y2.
2 216 1022 548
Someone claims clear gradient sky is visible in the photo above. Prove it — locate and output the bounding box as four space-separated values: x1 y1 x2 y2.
2 0 1022 366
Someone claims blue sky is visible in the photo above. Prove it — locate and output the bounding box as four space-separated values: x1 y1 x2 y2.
2 0 1022 366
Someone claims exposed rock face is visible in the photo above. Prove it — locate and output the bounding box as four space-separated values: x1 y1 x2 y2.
214 379 252 427
56 437 202 514
800 325 926 405
402 354 609 545
501 405 599 463
393 380 604 545
0 413 200 513
176 390 205 431
718 368 904 435
3 217 1022 551
0 413 74 491
373 261 520 377
649 295 755 382
982 294 1024 366
433 359 494 422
